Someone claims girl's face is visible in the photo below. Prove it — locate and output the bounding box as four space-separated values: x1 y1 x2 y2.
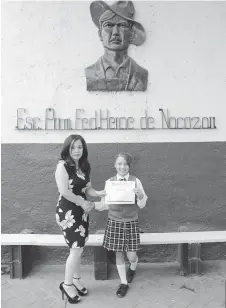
70 139 83 162
114 156 130 177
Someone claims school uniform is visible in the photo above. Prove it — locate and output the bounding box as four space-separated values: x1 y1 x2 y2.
95 173 147 252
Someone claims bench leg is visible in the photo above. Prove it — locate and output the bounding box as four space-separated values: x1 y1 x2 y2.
10 245 33 279
93 246 108 280
178 226 203 276
93 229 108 280
188 243 203 275
9 229 34 279
10 246 22 279
178 243 189 276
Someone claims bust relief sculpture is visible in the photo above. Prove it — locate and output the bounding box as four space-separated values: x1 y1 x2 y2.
85 1 148 92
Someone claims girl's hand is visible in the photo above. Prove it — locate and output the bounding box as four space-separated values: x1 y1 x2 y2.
85 201 95 214
133 188 144 200
96 190 106 197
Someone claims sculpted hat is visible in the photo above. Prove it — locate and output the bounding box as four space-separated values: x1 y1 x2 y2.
90 1 146 46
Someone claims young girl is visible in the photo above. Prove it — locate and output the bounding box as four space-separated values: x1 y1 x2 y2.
95 152 148 298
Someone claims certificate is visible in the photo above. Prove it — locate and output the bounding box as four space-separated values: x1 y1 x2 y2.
105 181 135 204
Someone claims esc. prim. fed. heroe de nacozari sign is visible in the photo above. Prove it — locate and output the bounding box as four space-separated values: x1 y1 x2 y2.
15 108 217 131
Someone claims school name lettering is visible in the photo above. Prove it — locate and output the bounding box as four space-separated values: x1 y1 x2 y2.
15 108 217 130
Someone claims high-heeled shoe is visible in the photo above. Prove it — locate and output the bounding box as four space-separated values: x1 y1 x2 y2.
73 277 88 296
59 282 81 304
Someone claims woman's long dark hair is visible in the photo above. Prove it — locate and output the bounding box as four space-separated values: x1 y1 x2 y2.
60 135 91 176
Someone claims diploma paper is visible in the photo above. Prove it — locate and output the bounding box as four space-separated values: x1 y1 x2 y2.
105 181 135 204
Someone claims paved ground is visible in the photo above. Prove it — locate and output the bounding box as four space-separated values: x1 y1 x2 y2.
1 261 226 308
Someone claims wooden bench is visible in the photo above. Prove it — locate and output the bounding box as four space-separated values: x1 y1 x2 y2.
2 230 226 280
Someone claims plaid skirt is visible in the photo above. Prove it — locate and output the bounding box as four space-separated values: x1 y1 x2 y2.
103 218 140 252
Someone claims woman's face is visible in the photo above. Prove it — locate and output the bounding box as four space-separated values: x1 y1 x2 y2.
114 156 130 177
70 139 83 162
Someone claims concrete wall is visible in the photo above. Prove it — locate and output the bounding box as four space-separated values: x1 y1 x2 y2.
1 1 226 264
2 142 226 263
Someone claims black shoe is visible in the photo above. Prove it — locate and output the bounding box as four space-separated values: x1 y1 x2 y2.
73 277 88 296
116 284 129 298
127 267 136 283
59 282 81 304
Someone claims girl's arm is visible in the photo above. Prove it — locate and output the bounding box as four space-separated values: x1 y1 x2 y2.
94 197 109 211
85 181 105 198
55 161 86 206
134 178 148 209
93 180 109 211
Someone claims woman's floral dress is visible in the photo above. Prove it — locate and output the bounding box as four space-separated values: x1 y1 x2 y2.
56 160 90 248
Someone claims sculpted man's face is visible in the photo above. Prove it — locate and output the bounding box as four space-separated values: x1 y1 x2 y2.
99 15 133 51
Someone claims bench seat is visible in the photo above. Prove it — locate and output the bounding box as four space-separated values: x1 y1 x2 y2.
2 231 226 280
2 231 226 246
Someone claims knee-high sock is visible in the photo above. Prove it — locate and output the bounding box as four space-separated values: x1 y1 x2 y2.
116 263 127 284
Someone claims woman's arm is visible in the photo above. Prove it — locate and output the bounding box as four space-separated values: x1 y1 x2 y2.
55 162 86 206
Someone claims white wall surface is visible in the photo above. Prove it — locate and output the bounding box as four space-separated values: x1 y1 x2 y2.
1 1 226 143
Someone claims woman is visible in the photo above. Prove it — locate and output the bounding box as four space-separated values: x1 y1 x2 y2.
55 135 104 304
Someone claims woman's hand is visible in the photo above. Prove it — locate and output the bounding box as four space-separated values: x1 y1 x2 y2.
81 200 94 213
81 182 91 194
96 190 106 197
133 188 144 200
